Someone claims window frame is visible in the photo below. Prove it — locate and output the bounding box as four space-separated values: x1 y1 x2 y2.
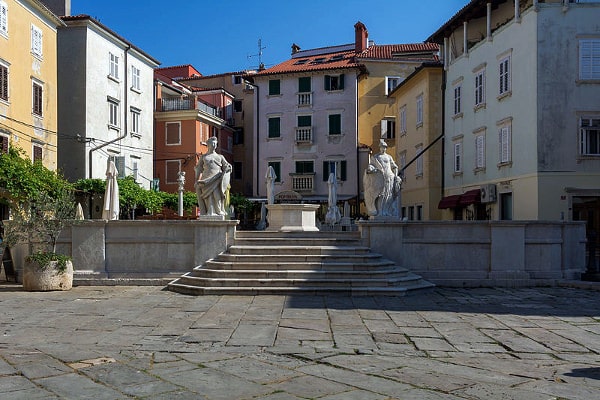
165 121 181 145
268 79 280 96
295 160 314 174
32 143 42 162
32 80 43 117
385 76 401 95
453 141 463 173
475 134 486 169
498 56 511 96
0 61 8 102
328 113 342 135
131 65 141 91
0 1 7 37
323 160 347 182
381 118 396 139
453 84 462 115
324 74 344 91
267 161 281 182
579 116 600 156
579 39 600 80
399 105 407 134
108 98 119 128
298 76 311 93
109 52 120 80
415 144 423 176
416 94 423 126
498 125 512 164
268 116 281 138
165 159 181 184
0 133 9 154
31 24 43 59
130 107 140 136
475 69 486 107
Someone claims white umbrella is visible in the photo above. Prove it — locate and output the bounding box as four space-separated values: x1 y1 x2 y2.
102 161 120 220
75 202 85 220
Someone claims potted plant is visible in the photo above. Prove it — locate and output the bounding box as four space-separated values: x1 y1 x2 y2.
0 148 76 291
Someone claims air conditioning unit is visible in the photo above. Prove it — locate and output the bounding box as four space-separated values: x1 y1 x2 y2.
480 184 497 203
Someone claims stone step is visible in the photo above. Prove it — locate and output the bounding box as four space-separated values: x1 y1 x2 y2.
167 282 435 296
233 237 363 247
204 259 396 271
186 267 411 280
226 245 372 255
235 231 361 240
216 253 385 263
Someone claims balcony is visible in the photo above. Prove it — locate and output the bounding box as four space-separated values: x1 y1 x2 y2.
292 175 314 192
295 127 313 143
159 97 220 117
297 93 312 106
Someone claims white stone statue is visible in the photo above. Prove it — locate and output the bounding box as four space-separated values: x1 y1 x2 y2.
266 166 277 205
363 139 402 218
325 173 341 225
194 136 232 217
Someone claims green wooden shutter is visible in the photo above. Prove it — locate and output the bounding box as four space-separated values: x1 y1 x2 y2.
324 75 331 91
322 161 329 181
329 114 341 135
298 115 311 127
339 74 344 90
269 79 280 95
298 77 311 93
268 162 281 182
341 161 347 181
268 117 280 138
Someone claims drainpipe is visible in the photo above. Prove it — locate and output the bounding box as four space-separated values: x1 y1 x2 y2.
88 44 131 179
254 83 260 197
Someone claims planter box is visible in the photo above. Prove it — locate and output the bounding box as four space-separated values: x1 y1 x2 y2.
23 259 73 291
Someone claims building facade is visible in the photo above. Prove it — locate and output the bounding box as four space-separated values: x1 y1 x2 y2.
56 15 159 188
0 0 63 170
429 0 600 229
389 64 444 221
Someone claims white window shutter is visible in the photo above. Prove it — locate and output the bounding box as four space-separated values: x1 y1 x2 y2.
476 135 485 168
381 120 387 138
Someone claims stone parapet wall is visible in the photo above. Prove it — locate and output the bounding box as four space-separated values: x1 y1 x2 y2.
357 220 587 287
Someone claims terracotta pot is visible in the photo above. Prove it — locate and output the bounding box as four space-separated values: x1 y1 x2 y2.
23 259 73 291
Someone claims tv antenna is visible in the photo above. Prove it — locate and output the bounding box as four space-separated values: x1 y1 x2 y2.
247 39 266 70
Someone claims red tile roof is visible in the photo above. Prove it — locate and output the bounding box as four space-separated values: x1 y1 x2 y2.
155 65 202 79
358 43 440 60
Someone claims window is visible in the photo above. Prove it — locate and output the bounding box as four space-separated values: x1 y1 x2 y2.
32 81 43 116
399 151 407 171
0 62 8 101
500 192 512 220
108 99 119 127
579 39 600 80
132 160 139 181
295 160 314 174
499 126 511 163
0 133 9 154
32 144 42 162
233 100 243 112
233 128 244 145
165 122 180 145
165 160 181 184
131 65 141 91
233 75 242 85
499 56 511 95
297 115 311 127
580 117 600 155
415 145 423 176
475 134 486 169
453 85 462 115
267 161 281 182
109 52 119 79
268 79 280 95
381 119 395 139
268 117 280 138
130 108 140 135
475 70 485 106
31 24 42 58
298 77 311 93
324 74 344 91
399 106 407 134
323 160 347 181
454 142 462 173
416 205 423 221
416 94 423 126
328 114 341 135
386 76 401 95
0 1 7 37
233 162 242 180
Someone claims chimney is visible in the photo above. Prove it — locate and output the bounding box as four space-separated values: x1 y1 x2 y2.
291 43 301 55
39 0 71 16
354 21 368 53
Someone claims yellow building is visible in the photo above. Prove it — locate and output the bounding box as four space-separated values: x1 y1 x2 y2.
389 63 444 221
0 0 63 169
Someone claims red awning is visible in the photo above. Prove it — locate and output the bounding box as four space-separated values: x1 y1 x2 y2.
459 189 481 206
438 194 461 209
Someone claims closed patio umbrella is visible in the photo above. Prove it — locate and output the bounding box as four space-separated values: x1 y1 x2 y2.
102 161 120 220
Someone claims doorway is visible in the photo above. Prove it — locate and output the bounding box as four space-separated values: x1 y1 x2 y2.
573 196 600 271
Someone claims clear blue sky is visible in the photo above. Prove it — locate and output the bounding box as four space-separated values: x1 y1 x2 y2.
71 1 469 76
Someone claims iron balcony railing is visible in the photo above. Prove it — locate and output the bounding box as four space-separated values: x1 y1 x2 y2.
160 98 220 117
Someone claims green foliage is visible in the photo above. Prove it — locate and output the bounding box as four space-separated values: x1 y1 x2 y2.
26 252 72 273
74 178 106 194
229 193 253 212
161 191 198 213
118 176 164 216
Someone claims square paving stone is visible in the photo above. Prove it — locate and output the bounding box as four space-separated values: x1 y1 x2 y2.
227 323 277 346
34 373 127 399
205 357 302 384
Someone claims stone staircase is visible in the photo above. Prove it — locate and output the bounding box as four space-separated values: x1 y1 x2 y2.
167 231 434 296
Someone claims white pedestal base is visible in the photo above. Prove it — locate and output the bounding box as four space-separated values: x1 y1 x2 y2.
266 204 320 232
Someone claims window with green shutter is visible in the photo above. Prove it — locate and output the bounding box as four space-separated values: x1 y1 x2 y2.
323 160 347 181
324 74 344 91
328 114 341 135
268 79 281 95
298 77 311 93
268 117 280 138
297 115 311 127
295 161 314 174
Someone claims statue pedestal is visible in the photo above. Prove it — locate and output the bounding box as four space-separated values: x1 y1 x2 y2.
266 204 320 232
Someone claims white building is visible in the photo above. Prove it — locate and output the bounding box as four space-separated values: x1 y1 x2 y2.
56 15 159 187
429 0 600 230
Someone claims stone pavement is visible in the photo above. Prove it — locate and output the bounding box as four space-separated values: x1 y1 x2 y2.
1 284 600 399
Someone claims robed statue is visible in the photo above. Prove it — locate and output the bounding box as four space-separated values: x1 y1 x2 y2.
363 139 402 218
195 136 232 216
